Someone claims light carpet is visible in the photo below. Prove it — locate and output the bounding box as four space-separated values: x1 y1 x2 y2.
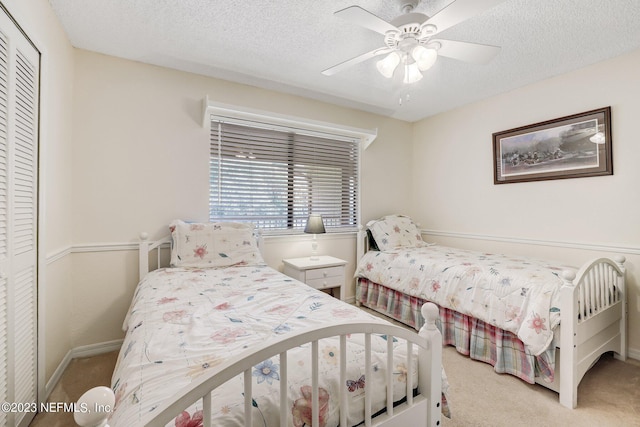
31 339 640 426
441 346 640 426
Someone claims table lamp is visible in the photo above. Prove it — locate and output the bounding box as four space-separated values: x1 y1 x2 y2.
304 214 326 260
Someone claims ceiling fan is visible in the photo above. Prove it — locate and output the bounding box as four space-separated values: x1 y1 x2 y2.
322 0 506 84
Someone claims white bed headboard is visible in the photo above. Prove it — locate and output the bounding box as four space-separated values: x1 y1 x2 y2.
138 233 172 281
356 226 367 261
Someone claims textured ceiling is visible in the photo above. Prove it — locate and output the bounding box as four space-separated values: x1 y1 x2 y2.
49 0 640 122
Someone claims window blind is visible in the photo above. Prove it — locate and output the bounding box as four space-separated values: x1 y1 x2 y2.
209 120 359 232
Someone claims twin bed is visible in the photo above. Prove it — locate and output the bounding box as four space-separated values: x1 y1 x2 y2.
78 220 447 427
354 214 627 409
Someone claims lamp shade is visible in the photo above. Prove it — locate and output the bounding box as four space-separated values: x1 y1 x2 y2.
412 45 438 71
304 214 326 234
376 52 401 78
403 62 423 84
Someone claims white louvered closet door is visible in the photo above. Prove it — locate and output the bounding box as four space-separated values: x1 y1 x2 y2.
0 6 40 427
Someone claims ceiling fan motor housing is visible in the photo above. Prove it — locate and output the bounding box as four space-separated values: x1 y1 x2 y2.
385 12 434 51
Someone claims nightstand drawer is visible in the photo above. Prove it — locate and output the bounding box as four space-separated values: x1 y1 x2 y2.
306 276 343 290
305 266 344 281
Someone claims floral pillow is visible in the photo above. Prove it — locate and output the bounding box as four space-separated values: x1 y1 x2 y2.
169 220 264 268
366 214 425 250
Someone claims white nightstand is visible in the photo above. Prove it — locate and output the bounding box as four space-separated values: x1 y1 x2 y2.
282 256 347 300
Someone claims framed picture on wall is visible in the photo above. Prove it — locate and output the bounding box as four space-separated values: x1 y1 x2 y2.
493 107 612 184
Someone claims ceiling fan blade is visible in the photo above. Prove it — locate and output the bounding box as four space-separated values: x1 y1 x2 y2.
432 39 500 64
423 0 507 35
322 47 393 76
335 6 398 35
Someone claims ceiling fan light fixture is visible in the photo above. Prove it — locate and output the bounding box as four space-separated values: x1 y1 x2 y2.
376 51 401 78
403 62 423 84
324 2 504 84
412 45 438 71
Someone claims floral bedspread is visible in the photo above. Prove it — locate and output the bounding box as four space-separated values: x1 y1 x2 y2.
355 245 575 356
110 265 447 426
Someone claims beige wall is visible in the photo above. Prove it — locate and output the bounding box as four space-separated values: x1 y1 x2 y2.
71 50 413 243
412 48 640 357
70 49 414 346
2 0 76 384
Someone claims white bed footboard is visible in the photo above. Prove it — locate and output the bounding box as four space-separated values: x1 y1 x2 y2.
558 256 626 408
136 302 442 427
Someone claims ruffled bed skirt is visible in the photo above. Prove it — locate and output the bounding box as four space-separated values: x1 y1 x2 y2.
356 278 556 384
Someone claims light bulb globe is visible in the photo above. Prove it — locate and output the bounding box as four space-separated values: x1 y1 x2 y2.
412 45 438 71
403 62 423 84
376 52 400 78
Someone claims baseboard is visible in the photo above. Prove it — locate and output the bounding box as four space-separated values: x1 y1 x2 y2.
627 346 640 361
44 349 73 399
44 340 123 400
71 339 123 359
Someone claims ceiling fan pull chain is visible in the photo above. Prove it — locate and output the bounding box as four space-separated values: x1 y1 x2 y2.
398 92 411 106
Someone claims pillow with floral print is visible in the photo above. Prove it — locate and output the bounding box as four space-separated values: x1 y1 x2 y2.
366 214 425 250
169 220 264 267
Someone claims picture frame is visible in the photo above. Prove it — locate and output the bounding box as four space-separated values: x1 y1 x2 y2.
493 107 612 184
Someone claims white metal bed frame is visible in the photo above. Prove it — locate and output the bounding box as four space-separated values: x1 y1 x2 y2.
75 233 444 427
355 229 627 409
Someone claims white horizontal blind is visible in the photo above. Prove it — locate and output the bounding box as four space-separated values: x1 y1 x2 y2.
209 121 359 232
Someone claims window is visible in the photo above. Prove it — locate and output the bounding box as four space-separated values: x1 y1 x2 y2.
209 120 360 233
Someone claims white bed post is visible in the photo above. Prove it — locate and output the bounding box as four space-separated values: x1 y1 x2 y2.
355 226 366 307
613 255 627 362
74 386 115 427
255 228 264 252
418 303 442 427
559 269 578 409
356 225 365 261
139 232 150 281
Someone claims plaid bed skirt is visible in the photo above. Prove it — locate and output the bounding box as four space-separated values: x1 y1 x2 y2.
356 278 556 384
